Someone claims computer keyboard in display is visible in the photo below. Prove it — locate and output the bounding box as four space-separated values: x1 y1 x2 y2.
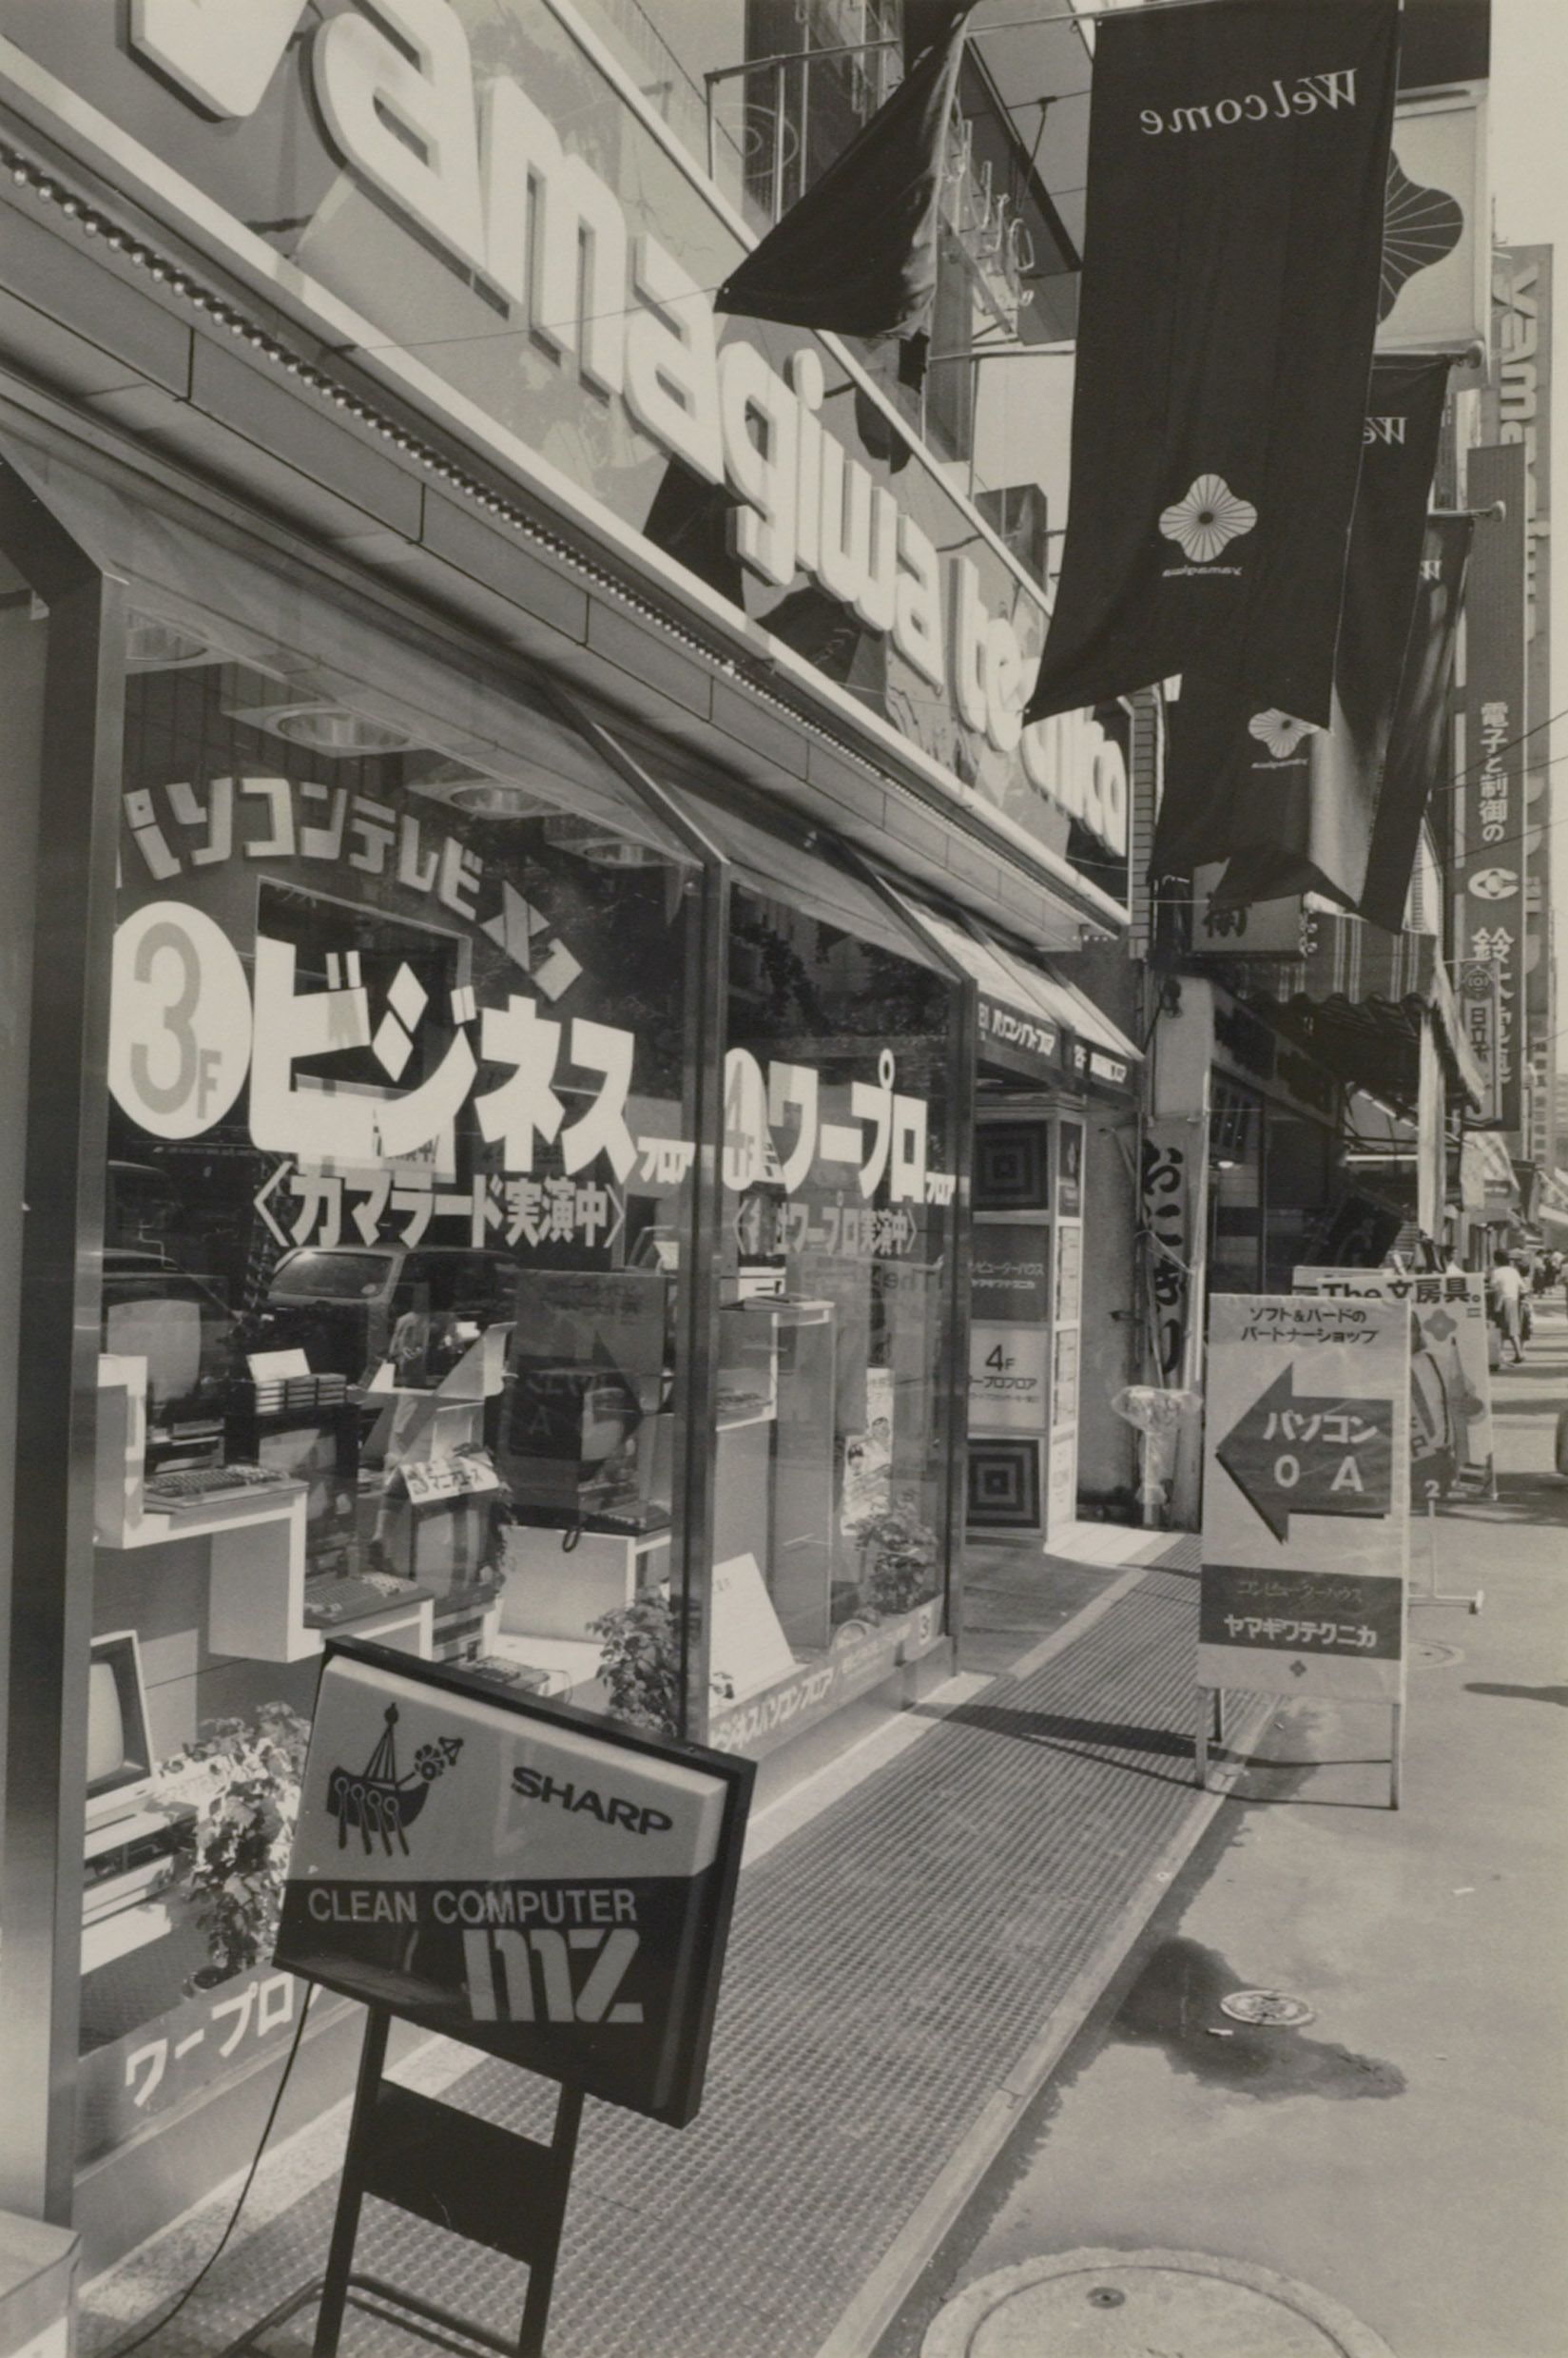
144 1464 304 1517
302 1572 431 1628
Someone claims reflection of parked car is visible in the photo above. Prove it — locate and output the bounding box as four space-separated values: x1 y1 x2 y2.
249 1246 522 1382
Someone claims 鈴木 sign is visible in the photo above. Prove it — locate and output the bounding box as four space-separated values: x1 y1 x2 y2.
275 1642 752 2126
1201 1294 1409 1703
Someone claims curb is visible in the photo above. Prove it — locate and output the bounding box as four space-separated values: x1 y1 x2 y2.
810 1684 1274 2358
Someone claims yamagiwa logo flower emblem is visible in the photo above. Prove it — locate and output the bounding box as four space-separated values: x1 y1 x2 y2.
1160 474 1258 563
1249 708 1320 762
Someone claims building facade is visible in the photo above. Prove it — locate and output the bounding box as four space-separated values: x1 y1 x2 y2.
0 0 1148 2268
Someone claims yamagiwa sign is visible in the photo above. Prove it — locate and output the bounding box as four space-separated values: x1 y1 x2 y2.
275 1642 753 2125
0 0 1129 892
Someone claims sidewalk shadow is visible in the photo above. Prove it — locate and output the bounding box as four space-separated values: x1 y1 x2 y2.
1437 1473 1568 1526
1222 1757 1398 1810
1463 1681 1568 1708
928 1695 1199 1787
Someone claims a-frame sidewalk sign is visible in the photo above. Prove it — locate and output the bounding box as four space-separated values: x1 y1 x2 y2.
1198 1293 1411 1808
242 1636 753 2358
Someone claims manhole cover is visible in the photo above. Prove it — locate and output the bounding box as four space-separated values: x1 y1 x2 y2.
1220 1989 1316 2027
1414 1639 1463 1668
922 2249 1396 2358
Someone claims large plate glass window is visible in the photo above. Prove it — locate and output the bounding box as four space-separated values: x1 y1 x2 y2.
82 546 705 2167
704 821 962 1757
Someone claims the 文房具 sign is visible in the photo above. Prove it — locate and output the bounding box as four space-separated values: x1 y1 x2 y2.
1292 1266 1495 1495
275 1642 752 2126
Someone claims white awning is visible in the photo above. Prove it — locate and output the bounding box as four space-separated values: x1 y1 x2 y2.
883 897 1070 1079
1037 966 1143 1070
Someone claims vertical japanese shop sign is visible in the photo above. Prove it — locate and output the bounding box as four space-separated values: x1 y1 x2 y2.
1292 1267 1495 1497
1140 1120 1198 1385
1201 1295 1409 1703
276 1644 751 2127
1488 247 1554 1150
1456 959 1504 1125
1459 443 1527 1137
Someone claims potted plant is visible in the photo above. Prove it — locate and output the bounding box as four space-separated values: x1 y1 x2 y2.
852 1496 939 1617
590 1590 734 1739
156 1704 312 1988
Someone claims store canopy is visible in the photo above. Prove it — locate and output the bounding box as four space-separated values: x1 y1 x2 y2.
668 786 951 969
888 898 1074 1081
1262 911 1484 1115
1460 1129 1520 1216
890 895 1142 1092
1 425 700 866
1036 966 1143 1091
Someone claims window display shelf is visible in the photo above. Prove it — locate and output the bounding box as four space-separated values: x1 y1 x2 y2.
100 1493 304 1553
81 1898 176 1976
479 1634 598 1701
715 1401 777 1434
98 1493 435 1665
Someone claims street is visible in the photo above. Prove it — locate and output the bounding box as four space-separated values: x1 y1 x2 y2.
882 1302 1568 2358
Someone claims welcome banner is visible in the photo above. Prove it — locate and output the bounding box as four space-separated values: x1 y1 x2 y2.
1161 355 1450 907
1027 0 1400 729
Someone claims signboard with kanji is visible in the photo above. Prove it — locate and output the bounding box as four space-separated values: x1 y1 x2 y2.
1201 1294 1409 1704
275 1641 752 2127
1292 1267 1495 1496
1458 442 1527 1138
1457 960 1504 1127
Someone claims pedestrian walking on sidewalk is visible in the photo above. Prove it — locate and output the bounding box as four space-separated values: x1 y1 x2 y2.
1490 1248 1527 1363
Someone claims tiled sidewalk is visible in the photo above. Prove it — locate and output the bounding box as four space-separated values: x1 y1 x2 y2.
91 1539 1235 2358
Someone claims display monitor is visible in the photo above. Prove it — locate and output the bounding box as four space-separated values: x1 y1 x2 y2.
256 1421 358 1575
85 1631 156 1835
101 1261 235 1432
500 1270 668 1527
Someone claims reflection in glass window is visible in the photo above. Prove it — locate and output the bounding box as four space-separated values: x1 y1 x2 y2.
83 597 701 2161
708 882 961 1753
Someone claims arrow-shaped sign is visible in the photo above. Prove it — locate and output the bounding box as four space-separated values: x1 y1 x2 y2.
1217 1363 1393 1543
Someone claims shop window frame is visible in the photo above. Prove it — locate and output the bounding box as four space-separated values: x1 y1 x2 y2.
839 851 976 1667
0 445 735 2226
0 460 126 2224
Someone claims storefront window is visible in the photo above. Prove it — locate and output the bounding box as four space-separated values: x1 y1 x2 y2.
706 859 962 1756
82 558 705 2162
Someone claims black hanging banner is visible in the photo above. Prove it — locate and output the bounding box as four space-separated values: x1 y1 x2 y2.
1026 0 1401 730
1160 354 1451 909
1358 512 1473 930
713 5 975 338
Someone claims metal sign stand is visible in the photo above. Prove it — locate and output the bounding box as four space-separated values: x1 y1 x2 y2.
1193 1686 1223 1788
1410 1497 1484 1614
221 2004 584 2358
